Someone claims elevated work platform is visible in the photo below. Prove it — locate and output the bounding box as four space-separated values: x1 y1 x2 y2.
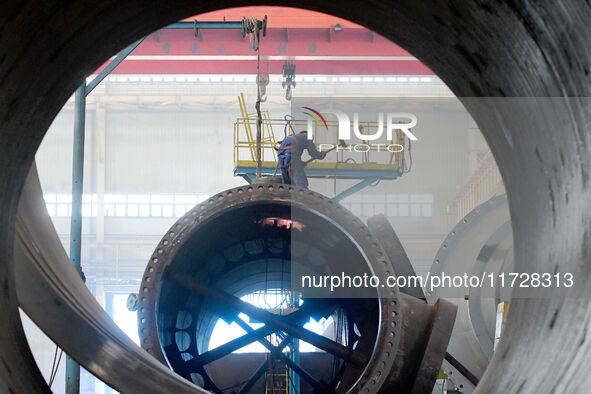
233 94 409 198
235 160 403 183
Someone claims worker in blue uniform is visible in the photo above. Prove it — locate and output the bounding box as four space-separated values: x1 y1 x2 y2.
277 130 326 188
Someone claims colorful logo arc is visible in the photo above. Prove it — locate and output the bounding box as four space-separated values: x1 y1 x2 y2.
302 107 329 130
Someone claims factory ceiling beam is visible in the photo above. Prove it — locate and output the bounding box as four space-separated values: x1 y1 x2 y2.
92 27 432 76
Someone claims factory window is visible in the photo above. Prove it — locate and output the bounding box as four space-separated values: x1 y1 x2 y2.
349 203 362 217
108 293 140 345
43 193 211 218
127 204 139 216
398 203 409 216
151 205 162 217
340 193 433 220
386 204 397 216
115 204 127 217
362 204 375 217
174 205 187 217
45 193 432 220
57 204 70 217
162 204 174 217
139 204 151 217
45 204 56 216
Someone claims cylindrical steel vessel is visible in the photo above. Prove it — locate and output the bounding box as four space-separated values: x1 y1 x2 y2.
138 183 403 393
138 183 455 393
428 195 512 380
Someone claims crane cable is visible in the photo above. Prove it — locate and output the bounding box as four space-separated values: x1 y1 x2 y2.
48 345 64 387
244 17 263 178
255 40 263 179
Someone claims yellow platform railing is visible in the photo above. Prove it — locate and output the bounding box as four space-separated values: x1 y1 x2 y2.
237 92 278 163
234 116 408 173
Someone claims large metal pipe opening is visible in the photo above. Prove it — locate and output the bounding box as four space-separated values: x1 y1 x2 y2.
2 1 591 393
137 184 454 392
141 189 383 392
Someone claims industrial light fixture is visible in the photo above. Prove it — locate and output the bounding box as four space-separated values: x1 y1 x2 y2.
333 23 343 32
257 72 269 102
282 61 296 101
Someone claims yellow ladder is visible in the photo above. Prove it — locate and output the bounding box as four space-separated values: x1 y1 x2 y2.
237 92 277 162
265 365 289 394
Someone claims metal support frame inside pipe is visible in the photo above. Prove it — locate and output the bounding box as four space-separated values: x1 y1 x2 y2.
136 184 456 392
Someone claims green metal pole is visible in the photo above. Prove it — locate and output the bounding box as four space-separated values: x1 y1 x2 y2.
66 83 86 394
290 292 300 394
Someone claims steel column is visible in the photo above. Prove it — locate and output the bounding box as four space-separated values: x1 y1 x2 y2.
289 293 300 394
67 32 145 393
66 83 86 394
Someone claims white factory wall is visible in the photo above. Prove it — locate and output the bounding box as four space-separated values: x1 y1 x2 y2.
27 76 493 392
105 110 246 193
36 109 91 193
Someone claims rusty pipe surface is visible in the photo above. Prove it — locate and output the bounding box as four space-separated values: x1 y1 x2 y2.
1 1 591 393
138 183 403 392
14 165 206 393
